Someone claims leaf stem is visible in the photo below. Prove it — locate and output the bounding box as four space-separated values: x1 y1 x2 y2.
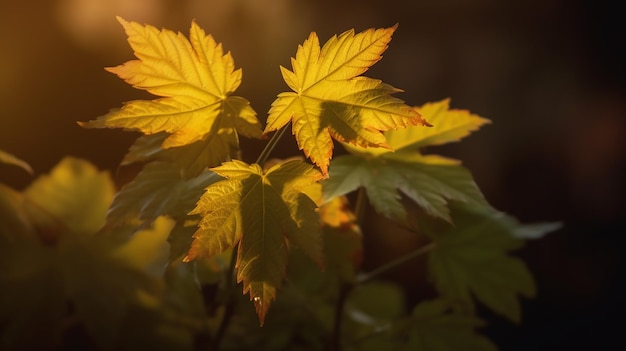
255 122 291 166
330 284 352 351
356 242 436 285
330 187 367 351
210 246 239 351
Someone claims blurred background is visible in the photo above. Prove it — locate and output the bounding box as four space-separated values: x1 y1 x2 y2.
1 0 623 350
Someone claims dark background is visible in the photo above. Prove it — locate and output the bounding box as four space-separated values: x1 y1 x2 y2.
1 1 624 350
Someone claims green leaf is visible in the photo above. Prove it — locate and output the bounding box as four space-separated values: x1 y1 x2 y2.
323 153 488 223
347 281 406 324
60 217 173 351
0 231 65 351
23 157 114 235
106 162 221 228
341 281 407 350
186 159 323 324
425 203 558 323
0 149 33 174
512 221 562 239
0 183 36 240
167 219 201 262
401 299 498 351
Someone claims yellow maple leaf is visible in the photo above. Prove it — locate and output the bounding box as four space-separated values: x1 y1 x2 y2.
79 17 262 148
265 25 431 176
344 99 490 156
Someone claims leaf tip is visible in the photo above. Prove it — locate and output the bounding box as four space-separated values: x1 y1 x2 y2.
115 16 130 28
253 296 267 326
76 119 101 129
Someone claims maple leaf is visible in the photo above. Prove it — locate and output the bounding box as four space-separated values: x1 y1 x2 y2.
105 162 221 228
79 18 262 150
424 202 558 323
1 159 172 351
185 159 323 324
323 99 489 222
121 131 234 178
399 299 497 351
0 184 64 350
346 98 490 156
324 153 488 223
265 25 430 176
23 157 115 236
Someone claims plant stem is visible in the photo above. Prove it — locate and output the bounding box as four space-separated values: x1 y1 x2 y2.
356 242 436 285
255 122 291 166
329 187 368 351
330 284 352 351
210 246 239 351
329 242 436 351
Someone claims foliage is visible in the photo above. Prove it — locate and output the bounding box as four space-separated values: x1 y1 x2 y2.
0 18 559 351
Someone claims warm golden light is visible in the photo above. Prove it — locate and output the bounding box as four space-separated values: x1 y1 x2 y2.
55 0 166 52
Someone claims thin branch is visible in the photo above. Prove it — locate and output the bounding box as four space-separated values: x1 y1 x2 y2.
210 246 239 351
255 122 291 166
330 284 353 351
356 242 436 285
328 187 368 351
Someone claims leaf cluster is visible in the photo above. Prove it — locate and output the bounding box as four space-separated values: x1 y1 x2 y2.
0 18 560 351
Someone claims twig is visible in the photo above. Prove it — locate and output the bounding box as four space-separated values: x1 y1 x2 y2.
255 122 291 166
210 246 239 350
356 242 436 285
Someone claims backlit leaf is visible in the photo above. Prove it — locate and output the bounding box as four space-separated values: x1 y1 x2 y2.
324 100 490 222
79 18 262 152
345 99 490 156
323 154 487 223
185 159 323 324
265 26 430 175
23 157 114 235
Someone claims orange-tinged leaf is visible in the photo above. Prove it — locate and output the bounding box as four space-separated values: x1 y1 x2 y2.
185 159 323 324
79 18 262 149
344 99 490 156
265 25 430 176
320 195 357 229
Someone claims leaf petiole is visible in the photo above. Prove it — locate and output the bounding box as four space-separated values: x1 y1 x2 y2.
255 121 291 166
356 242 436 285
